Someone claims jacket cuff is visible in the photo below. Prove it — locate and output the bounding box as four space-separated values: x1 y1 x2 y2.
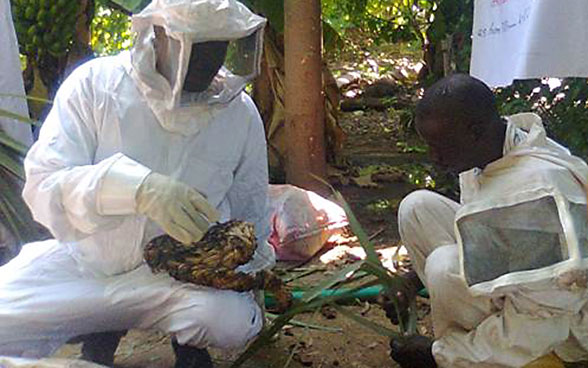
97 154 152 215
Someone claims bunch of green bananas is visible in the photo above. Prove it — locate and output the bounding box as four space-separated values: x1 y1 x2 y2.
11 0 80 59
144 220 292 312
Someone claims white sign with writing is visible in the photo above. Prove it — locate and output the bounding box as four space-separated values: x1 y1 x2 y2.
470 0 588 87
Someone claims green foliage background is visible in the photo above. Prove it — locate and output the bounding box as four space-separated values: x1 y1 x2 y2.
322 0 436 45
91 5 132 56
496 79 588 159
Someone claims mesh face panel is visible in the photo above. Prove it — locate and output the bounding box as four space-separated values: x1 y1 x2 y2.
178 29 263 107
224 32 260 77
458 196 568 287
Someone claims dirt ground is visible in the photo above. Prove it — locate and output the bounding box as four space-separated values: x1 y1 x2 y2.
52 102 432 368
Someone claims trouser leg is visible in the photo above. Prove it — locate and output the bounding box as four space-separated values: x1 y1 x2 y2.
132 266 263 349
0 241 133 358
397 190 460 283
0 240 263 358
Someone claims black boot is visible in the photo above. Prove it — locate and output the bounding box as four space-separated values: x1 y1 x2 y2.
390 335 437 368
172 338 214 368
77 330 127 367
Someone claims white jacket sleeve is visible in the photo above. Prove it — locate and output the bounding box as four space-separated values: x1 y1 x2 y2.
228 96 274 273
22 63 151 242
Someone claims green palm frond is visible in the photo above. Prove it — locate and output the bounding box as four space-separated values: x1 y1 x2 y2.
0 129 28 156
0 108 38 125
0 93 53 105
0 169 38 245
0 108 41 246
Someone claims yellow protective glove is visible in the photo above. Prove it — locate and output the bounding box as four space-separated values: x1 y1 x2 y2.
136 172 220 244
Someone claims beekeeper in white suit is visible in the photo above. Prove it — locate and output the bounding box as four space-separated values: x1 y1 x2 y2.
0 0 274 367
387 74 588 368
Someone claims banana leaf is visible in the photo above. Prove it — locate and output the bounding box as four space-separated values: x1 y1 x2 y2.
0 170 37 245
0 130 28 156
0 93 52 105
0 109 42 248
0 147 24 178
0 108 38 125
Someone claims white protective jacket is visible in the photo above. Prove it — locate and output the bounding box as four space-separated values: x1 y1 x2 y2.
430 113 588 366
22 0 274 277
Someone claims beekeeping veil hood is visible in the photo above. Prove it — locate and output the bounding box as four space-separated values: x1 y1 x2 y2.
456 113 588 297
129 0 266 135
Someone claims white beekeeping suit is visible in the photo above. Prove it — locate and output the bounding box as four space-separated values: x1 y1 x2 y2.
0 0 274 359
399 113 588 367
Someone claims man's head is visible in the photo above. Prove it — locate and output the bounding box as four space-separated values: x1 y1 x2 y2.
415 74 506 173
130 0 266 134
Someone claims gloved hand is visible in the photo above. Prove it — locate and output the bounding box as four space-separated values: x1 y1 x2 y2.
136 172 220 244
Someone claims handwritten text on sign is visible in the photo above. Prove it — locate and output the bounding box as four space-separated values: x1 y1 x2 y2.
476 6 531 38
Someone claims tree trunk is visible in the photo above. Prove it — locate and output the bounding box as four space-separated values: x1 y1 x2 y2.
252 27 344 185
284 0 327 194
